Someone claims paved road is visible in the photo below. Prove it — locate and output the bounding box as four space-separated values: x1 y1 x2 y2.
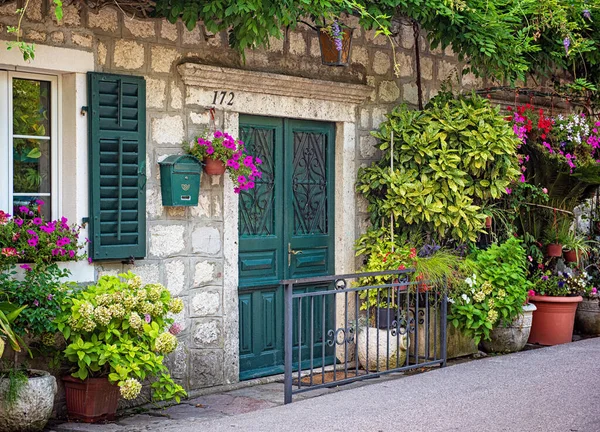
163 338 600 432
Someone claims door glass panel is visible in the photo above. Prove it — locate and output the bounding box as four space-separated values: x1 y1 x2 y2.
239 126 276 237
292 131 328 235
12 79 51 136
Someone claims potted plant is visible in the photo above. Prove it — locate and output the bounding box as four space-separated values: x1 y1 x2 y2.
528 270 583 345
188 130 262 194
455 238 535 354
562 231 592 263
317 20 353 66
574 267 600 335
56 272 186 423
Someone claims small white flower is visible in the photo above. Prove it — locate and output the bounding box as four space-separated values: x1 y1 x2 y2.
461 293 471 304
447 297 455 304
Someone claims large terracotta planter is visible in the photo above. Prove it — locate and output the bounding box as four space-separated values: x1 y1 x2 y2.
575 298 600 335
0 370 57 432
563 250 578 263
481 304 536 353
356 327 408 371
528 295 582 345
203 157 226 175
546 243 563 257
63 376 120 423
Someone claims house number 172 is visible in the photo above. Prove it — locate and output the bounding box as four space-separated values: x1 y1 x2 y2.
212 91 235 106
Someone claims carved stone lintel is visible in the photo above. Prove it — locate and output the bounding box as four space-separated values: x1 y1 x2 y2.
178 62 372 105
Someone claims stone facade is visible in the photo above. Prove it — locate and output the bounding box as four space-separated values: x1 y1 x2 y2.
0 1 481 396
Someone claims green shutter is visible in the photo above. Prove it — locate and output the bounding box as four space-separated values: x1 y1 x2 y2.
88 72 146 261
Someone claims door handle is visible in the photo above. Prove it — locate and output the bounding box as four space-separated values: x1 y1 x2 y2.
288 243 303 267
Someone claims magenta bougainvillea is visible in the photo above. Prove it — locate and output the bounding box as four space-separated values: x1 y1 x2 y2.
189 130 262 193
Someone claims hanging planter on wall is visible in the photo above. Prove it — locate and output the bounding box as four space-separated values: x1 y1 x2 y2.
317 23 353 66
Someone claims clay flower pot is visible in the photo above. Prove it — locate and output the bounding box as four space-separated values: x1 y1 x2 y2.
317 27 353 66
563 249 578 263
203 157 226 175
527 295 582 345
481 304 536 353
63 376 120 423
546 243 563 257
0 369 57 432
575 298 600 335
485 216 492 228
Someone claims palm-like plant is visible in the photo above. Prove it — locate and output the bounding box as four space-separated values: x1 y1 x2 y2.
0 294 26 358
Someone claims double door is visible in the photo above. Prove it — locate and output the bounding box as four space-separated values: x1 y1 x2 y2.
238 115 335 380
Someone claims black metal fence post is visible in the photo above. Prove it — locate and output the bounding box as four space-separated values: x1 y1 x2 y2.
284 282 293 404
441 277 448 367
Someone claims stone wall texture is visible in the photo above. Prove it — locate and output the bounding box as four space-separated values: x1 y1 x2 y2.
0 0 484 397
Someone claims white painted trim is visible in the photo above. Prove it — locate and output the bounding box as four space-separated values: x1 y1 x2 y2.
0 43 94 74
0 71 8 214
12 260 95 283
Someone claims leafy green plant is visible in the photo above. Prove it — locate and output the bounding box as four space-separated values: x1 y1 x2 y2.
448 237 531 344
531 271 579 296
56 272 186 403
357 93 521 243
562 231 593 256
0 293 26 358
0 368 28 408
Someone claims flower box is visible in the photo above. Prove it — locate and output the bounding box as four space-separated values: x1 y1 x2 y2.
12 260 94 283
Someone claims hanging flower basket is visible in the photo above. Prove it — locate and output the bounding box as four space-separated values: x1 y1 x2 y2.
317 25 353 66
204 157 226 176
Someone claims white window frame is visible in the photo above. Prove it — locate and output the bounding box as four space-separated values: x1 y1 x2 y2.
0 71 60 220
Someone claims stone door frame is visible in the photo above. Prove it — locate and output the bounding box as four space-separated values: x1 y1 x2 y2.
178 63 372 384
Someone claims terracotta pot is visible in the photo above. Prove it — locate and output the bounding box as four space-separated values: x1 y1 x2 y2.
203 157 226 175
546 243 563 257
485 216 492 229
563 249 578 263
63 376 120 423
527 295 582 345
575 298 600 335
317 27 353 66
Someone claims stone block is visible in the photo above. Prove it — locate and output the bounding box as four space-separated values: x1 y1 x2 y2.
189 349 224 389
395 51 414 78
113 40 145 70
130 263 161 285
161 21 179 42
191 192 211 218
403 83 419 105
193 259 222 287
149 224 186 257
378 81 400 103
151 115 184 144
87 7 118 33
192 318 223 348
309 37 320 58
421 56 434 81
267 35 284 53
170 82 183 109
25 0 43 21
372 107 387 129
373 51 391 75
146 77 167 109
165 259 187 297
352 46 368 66
166 206 186 218
0 2 17 15
366 29 388 46
192 226 221 255
146 187 164 219
71 32 92 48
97 41 107 66
124 18 156 39
191 288 221 317
52 3 80 26
288 31 306 56
165 341 188 379
26 30 46 42
359 135 378 159
151 45 180 73
50 31 64 44
182 26 203 46
359 108 370 129
437 60 456 81
400 25 415 50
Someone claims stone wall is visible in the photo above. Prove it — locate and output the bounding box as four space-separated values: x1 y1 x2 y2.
0 0 480 395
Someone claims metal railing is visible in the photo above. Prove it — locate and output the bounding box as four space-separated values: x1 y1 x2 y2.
283 269 447 403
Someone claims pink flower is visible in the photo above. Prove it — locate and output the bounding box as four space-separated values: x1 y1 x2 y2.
528 290 536 297
592 287 598 295
247 181 255 189
27 237 38 247
144 314 152 323
519 174 526 183
233 187 241 194
15 219 23 227
47 294 53 301
69 250 75 258
35 199 44 206
542 188 548 194
20 264 32 271
237 175 246 184
206 146 215 155
506 188 512 195
169 323 182 335
18 206 29 213
88 257 93 264
1 247 18 257
33 299 39 306
243 156 253 167
255 157 262 165
528 255 533 262
226 159 240 170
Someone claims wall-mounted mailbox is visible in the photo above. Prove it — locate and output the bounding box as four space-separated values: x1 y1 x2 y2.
158 155 202 206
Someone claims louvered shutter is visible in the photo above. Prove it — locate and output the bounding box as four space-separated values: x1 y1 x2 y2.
88 73 146 260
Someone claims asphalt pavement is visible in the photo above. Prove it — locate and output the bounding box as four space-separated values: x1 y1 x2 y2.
161 338 600 432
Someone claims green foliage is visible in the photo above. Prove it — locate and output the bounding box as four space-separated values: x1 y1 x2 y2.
56 272 186 403
0 291 26 358
357 94 521 243
0 369 28 408
531 271 578 296
448 238 531 345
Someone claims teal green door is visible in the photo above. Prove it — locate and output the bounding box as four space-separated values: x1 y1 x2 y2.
238 116 335 380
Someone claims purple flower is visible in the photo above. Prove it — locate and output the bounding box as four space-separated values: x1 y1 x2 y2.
32 217 42 225
88 257 93 264
583 9 591 20
541 275 548 281
206 146 215 155
558 280 565 288
506 188 512 195
243 156 253 167
564 37 570 55
169 323 182 335
255 157 262 165
47 294 53 301
33 299 39 306
40 224 56 234
331 21 343 52
69 250 75 258
237 175 247 184
27 237 38 247
144 314 151 323
592 287 598 294
35 199 44 206
20 264 32 271
15 219 23 227
18 206 29 213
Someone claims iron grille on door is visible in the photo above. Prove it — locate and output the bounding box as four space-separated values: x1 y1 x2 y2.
88 73 146 260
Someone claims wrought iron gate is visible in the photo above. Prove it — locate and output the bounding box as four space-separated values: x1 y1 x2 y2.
283 270 448 403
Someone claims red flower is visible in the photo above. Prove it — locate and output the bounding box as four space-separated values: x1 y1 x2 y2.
398 264 406 271
409 248 417 259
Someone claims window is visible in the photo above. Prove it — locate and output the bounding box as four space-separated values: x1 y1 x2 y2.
0 72 58 220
